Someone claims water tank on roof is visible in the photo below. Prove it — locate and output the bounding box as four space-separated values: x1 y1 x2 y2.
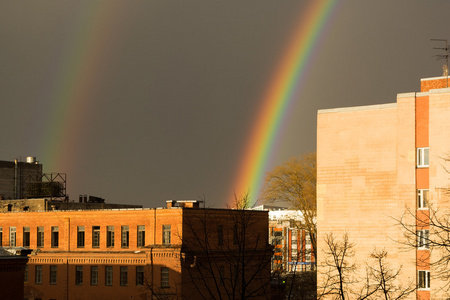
26 157 36 164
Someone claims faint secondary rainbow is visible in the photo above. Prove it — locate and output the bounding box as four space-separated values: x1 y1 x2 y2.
229 0 338 206
39 3 122 174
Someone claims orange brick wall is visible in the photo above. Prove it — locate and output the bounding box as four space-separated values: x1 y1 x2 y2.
0 207 270 300
421 76 450 92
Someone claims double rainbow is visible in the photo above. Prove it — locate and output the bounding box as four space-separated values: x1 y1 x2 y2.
39 2 122 173
229 0 337 206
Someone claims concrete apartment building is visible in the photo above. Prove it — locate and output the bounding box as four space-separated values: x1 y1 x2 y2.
254 205 315 273
317 75 450 299
0 200 272 300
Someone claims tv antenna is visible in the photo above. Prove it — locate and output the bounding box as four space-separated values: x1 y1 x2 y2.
431 39 449 78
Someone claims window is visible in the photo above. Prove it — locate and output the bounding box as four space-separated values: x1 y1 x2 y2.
418 189 429 209
0 227 2 246
37 227 44 248
137 225 145 247
50 265 57 285
107 226 114 247
75 266 83 285
161 267 169 288
417 147 429 168
306 234 311 246
51 227 59 248
35 265 43 284
91 266 98 286
105 266 113 286
92 226 100 248
306 252 312 262
418 230 430 249
217 225 223 246
121 226 129 248
77 226 85 248
418 270 430 289
120 266 128 286
163 225 171 245
136 266 144 286
24 265 28 283
9 227 16 247
23 227 30 247
273 230 282 237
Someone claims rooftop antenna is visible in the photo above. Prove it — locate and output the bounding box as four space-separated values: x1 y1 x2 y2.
431 39 449 87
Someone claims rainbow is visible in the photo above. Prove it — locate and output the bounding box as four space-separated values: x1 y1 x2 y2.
229 0 338 206
38 3 122 174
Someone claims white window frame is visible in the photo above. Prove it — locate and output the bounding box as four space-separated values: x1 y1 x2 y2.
161 267 169 288
35 265 43 284
9 227 16 247
37 226 44 248
418 270 430 289
163 225 171 245
90 266 98 286
105 266 113 286
77 226 85 248
107 226 115 248
23 227 30 247
417 189 429 209
137 225 145 247
417 147 429 168
121 226 129 248
92 226 100 248
50 265 57 285
417 229 430 249
51 226 59 248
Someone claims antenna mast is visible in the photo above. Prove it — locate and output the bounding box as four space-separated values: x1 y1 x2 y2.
431 39 449 87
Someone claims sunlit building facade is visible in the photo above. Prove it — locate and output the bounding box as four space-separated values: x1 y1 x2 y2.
0 200 271 300
317 76 450 299
254 205 315 273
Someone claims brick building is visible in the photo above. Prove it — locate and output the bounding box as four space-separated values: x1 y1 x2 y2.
317 75 450 299
254 205 315 273
0 247 31 300
0 200 272 300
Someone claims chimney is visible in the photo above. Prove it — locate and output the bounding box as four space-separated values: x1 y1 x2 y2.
166 200 176 208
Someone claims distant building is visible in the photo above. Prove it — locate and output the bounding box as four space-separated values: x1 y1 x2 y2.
0 157 42 200
253 205 315 273
317 75 450 300
0 200 272 300
0 157 141 212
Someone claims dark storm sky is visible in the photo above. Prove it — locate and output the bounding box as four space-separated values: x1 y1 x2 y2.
1 1 450 208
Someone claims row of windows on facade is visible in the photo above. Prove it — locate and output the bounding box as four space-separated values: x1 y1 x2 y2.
271 230 313 263
26 265 170 288
0 225 171 248
2 223 244 248
416 148 430 289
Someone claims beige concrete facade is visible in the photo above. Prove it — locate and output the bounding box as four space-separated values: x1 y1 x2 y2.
317 76 450 299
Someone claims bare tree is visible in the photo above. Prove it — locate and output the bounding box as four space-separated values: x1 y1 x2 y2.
363 249 415 300
261 152 317 260
318 234 414 300
180 195 273 300
318 232 356 300
396 206 450 292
